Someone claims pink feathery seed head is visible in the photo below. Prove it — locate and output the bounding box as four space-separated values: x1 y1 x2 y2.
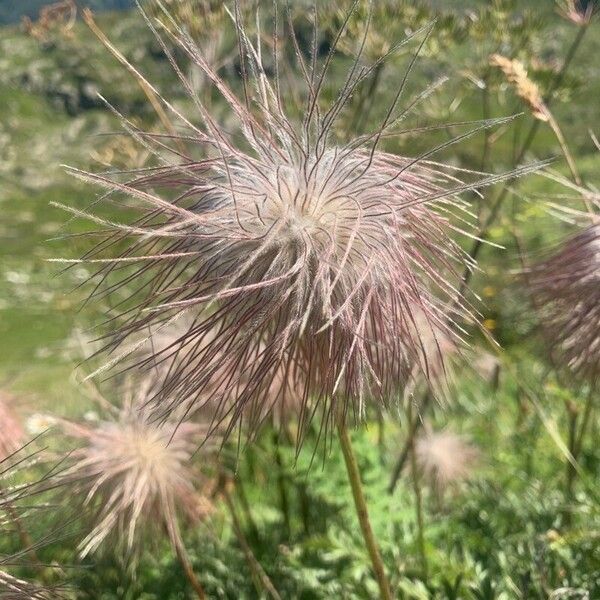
529 222 600 385
556 0 597 25
415 428 479 493
136 321 304 434
61 3 532 442
58 378 215 558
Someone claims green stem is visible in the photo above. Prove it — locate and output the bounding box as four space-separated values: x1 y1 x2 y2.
273 431 291 539
408 421 427 578
298 482 311 536
224 490 282 600
235 473 260 545
574 389 594 459
164 519 205 600
546 110 582 187
337 421 393 600
564 401 579 522
388 390 431 494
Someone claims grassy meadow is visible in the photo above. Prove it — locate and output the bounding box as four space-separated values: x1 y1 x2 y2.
1 1 600 598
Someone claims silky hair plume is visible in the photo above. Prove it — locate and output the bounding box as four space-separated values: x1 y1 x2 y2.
415 427 479 494
55 1 539 443
529 222 600 385
527 137 600 386
134 320 304 434
57 377 214 559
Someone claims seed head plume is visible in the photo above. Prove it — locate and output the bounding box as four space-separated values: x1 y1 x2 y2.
408 310 459 393
57 377 215 559
136 319 304 435
415 428 479 494
529 223 600 385
527 136 600 386
57 2 536 443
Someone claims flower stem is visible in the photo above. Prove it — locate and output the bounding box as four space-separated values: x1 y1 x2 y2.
337 421 393 600
564 400 579 524
224 489 282 600
574 388 594 459
273 431 291 538
166 523 205 600
388 390 431 494
407 404 427 578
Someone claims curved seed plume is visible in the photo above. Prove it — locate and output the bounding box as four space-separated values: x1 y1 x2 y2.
415 428 479 494
59 3 531 442
134 320 304 436
529 223 600 386
57 378 215 559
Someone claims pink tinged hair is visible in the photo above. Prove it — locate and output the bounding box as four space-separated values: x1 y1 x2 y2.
56 1 542 443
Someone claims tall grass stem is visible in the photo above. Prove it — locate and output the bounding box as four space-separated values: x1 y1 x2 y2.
337 421 393 600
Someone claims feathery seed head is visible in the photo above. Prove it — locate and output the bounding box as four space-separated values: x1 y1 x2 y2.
59 380 213 558
529 223 600 385
136 321 303 434
415 428 479 493
527 135 600 385
61 3 529 442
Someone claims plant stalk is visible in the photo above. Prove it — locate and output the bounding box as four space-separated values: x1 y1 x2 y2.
224 490 282 600
337 421 393 600
273 431 291 538
574 389 594 459
388 390 431 494
235 473 260 545
407 405 427 578
564 400 579 523
165 522 205 600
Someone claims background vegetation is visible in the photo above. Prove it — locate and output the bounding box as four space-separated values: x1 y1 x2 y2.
1 0 599 598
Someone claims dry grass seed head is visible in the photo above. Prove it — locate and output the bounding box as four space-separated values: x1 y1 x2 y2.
490 53 548 122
